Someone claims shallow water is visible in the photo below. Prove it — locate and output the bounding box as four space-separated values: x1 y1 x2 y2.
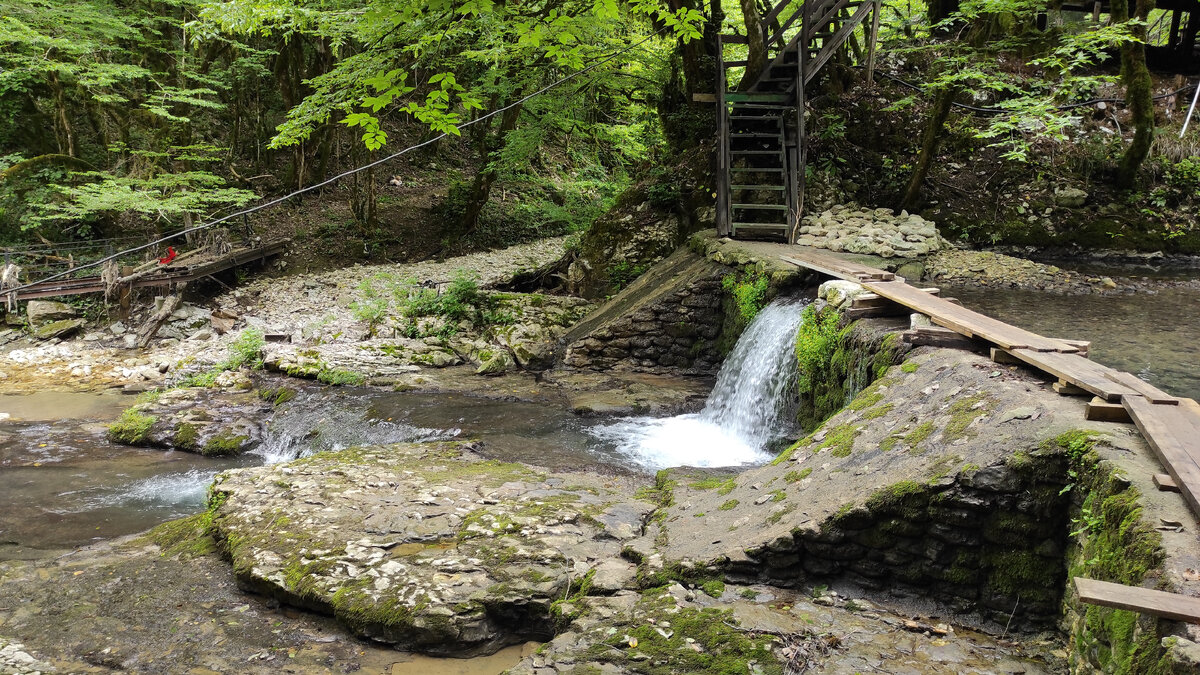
0 386 669 555
945 284 1200 400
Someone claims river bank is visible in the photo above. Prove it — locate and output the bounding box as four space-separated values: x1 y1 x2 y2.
4 234 1200 672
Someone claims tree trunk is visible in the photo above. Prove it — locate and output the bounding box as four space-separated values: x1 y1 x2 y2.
737 0 768 90
459 103 523 236
900 86 957 211
927 0 961 27
1114 0 1156 189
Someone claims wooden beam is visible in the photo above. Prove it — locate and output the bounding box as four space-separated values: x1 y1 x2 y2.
1122 395 1200 515
1155 474 1181 493
902 326 979 350
1074 577 1200 624
990 347 1022 365
1086 397 1131 423
691 93 717 103
1054 380 1091 396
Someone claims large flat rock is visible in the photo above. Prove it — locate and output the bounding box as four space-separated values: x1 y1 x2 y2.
208 441 653 655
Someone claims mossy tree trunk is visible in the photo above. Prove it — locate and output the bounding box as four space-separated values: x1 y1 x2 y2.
737 0 767 91
1114 0 1156 190
899 85 956 212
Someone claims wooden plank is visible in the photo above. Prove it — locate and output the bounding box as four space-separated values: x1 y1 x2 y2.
1009 349 1138 401
1074 577 1200 624
1105 370 1179 405
902 327 979 350
1123 394 1200 515
1086 397 1131 423
691 93 717 103
1155 474 1181 493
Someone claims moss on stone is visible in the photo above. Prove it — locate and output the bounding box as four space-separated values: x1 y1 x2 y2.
201 432 248 457
700 580 726 598
784 468 812 483
718 499 739 511
145 514 218 560
173 422 199 451
107 407 157 445
900 360 919 373
585 600 783 675
861 402 894 420
903 421 936 453
943 393 994 441
815 423 860 458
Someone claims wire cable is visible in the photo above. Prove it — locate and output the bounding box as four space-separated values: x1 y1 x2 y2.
6 25 670 295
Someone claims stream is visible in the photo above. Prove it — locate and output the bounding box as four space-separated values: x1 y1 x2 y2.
945 284 1200 400
0 299 808 558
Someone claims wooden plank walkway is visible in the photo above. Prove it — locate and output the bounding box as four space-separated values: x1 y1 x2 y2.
1075 577 1200 624
7 239 288 301
781 246 1200 623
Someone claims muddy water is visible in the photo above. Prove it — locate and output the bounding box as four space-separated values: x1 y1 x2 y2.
945 285 1200 401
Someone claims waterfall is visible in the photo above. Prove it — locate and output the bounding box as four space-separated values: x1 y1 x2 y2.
590 298 806 470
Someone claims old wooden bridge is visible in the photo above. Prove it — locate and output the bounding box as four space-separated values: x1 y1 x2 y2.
780 247 1200 625
3 238 287 304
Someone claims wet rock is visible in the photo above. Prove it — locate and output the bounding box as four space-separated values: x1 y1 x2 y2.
31 318 86 340
207 441 654 655
26 300 76 325
476 350 514 375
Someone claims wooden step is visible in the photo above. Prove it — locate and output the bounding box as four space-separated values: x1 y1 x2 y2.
725 93 791 103
733 223 789 230
733 203 789 211
730 167 785 172
730 185 786 191
730 115 784 121
729 132 785 138
729 150 784 155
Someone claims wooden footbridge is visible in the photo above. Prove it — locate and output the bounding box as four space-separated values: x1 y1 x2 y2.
712 0 882 243
780 247 1200 624
3 238 287 303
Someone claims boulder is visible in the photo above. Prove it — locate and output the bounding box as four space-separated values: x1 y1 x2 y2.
31 318 85 340
1054 187 1088 208
476 350 514 375
26 300 76 326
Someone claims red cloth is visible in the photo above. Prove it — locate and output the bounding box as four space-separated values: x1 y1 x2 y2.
158 246 177 265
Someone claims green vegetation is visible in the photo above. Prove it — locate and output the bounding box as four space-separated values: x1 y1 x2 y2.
351 271 517 339
784 468 812 483
721 270 770 325
107 408 156 445
717 499 739 511
180 328 266 387
586 600 783 675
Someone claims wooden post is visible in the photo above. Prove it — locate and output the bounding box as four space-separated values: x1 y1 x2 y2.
866 0 882 86
716 34 731 237
791 1 810 245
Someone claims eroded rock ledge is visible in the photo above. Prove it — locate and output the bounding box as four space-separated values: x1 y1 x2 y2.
208 441 652 656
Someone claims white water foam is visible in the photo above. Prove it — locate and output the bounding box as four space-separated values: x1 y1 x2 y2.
590 299 806 471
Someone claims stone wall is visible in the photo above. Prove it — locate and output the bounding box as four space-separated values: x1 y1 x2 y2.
797 204 944 258
725 454 1071 629
562 272 725 371
559 234 812 373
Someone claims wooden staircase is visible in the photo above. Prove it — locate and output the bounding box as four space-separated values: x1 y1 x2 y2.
715 0 882 242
